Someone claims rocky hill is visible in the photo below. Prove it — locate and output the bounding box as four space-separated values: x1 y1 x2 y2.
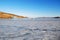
0 12 27 19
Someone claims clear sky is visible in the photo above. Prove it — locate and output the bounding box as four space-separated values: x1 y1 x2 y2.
0 0 60 17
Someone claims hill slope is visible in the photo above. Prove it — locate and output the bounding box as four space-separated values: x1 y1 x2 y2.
0 12 27 19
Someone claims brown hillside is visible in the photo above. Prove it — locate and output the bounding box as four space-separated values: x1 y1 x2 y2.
0 12 27 19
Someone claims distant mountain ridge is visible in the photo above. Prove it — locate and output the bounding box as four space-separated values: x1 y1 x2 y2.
0 12 27 19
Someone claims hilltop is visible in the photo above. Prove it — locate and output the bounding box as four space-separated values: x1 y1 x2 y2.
0 12 27 19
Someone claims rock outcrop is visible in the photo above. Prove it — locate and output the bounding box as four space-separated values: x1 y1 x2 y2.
53 16 60 18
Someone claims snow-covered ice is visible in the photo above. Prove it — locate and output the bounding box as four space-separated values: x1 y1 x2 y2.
0 18 60 40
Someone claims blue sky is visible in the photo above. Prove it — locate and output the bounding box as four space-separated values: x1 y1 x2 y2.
0 0 60 17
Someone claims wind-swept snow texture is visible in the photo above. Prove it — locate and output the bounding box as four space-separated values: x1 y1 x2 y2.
0 18 60 40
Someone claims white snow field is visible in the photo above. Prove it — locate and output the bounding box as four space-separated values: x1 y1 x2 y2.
0 18 60 40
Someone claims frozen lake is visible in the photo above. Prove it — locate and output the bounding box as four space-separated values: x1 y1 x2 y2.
0 18 60 40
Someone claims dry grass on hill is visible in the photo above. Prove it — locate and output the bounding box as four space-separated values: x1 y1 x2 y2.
0 12 27 19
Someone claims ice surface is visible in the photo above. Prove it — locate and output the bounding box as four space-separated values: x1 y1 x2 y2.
0 18 60 40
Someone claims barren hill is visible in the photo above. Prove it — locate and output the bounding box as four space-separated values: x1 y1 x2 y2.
0 12 27 19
